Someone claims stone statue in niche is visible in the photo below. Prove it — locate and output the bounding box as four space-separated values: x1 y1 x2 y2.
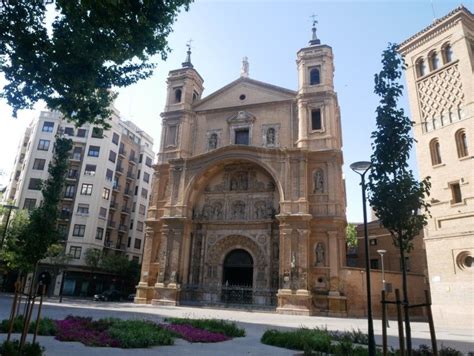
169 271 177 284
201 202 212 220
254 201 267 219
213 202 223 220
282 270 291 289
266 127 276 145
230 172 248 191
313 169 324 193
315 242 325 266
231 201 246 219
208 133 218 150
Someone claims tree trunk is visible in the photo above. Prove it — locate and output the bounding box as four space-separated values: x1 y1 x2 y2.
398 234 412 355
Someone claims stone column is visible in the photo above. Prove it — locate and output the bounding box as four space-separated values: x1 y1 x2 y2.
276 216 312 315
152 219 185 306
135 225 156 304
327 230 347 317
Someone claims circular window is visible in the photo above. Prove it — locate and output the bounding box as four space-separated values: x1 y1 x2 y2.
465 256 473 268
456 251 473 271
239 94 246 100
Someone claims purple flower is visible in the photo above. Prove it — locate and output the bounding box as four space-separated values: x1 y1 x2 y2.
54 317 120 347
162 324 230 343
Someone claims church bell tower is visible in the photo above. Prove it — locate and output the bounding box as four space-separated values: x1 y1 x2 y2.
296 20 342 152
159 43 204 163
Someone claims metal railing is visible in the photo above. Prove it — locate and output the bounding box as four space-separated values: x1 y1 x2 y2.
179 284 277 309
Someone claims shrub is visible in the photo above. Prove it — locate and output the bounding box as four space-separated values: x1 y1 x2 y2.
29 318 57 336
164 317 245 337
0 316 56 336
108 320 174 348
0 340 44 356
0 316 24 333
261 328 331 353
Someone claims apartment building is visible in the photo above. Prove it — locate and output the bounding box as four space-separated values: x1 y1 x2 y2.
3 109 155 296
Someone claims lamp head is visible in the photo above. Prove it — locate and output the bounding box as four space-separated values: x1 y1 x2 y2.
350 161 372 174
377 249 387 256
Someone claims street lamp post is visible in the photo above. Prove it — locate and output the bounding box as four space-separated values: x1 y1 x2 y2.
377 249 387 292
350 161 376 356
1 204 19 250
377 249 389 328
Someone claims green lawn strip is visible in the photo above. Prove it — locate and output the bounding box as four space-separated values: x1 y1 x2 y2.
164 317 246 337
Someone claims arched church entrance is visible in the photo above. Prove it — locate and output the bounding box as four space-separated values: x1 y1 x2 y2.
222 249 253 304
222 249 253 287
180 160 280 308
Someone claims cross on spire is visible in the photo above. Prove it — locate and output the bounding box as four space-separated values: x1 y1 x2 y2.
309 14 321 46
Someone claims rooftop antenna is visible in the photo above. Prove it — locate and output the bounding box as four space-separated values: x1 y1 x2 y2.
430 0 437 21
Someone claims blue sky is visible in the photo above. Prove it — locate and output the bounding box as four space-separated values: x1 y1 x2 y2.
0 0 471 222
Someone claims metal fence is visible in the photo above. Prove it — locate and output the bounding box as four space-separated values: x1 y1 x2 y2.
179 284 277 309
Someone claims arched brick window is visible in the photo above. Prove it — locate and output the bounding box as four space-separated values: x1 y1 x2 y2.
416 58 426 77
455 129 468 158
442 43 453 64
429 138 442 165
428 51 440 71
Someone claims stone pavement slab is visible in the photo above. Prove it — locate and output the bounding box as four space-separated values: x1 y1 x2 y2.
1 295 473 355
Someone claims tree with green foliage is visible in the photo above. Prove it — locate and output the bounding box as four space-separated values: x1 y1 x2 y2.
368 43 431 355
0 210 30 272
0 0 192 128
100 254 141 292
84 248 102 294
345 223 358 247
2 137 72 273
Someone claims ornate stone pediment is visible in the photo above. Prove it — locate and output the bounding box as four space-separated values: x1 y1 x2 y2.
226 110 256 125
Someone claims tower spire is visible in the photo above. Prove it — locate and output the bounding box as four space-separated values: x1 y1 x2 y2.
182 39 193 68
309 14 321 45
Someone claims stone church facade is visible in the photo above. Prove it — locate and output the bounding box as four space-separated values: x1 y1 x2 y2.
135 29 348 316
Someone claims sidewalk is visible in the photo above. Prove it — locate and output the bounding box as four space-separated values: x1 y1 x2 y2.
1 295 473 355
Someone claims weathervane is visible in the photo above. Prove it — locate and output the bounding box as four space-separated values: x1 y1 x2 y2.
309 13 321 45
182 38 194 68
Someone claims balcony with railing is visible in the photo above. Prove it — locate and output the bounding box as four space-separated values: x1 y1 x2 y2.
109 201 118 210
121 206 130 215
66 172 79 181
126 171 135 180
118 224 127 232
115 166 124 175
129 155 137 165
107 220 116 229
119 148 127 157
59 210 71 220
112 184 121 192
70 153 82 161
124 188 132 196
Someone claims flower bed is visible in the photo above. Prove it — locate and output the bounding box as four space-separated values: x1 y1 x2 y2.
0 315 235 349
54 316 120 347
163 317 245 337
163 323 230 343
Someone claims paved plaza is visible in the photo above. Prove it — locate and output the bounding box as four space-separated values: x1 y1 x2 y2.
0 295 473 355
